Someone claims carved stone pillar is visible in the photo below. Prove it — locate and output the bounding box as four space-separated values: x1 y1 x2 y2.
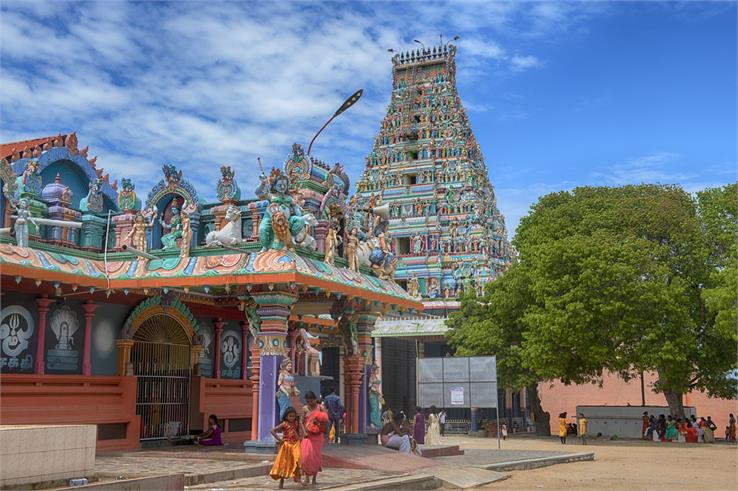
81 300 98 376
34 295 53 374
252 289 298 442
355 312 380 434
116 339 134 376
343 354 365 435
214 318 224 379
314 220 329 254
248 203 261 239
190 344 203 371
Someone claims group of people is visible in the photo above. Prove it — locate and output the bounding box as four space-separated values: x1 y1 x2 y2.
378 406 445 454
557 412 588 445
269 390 329 489
641 411 735 443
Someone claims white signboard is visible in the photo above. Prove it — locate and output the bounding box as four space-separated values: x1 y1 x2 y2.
450 386 464 406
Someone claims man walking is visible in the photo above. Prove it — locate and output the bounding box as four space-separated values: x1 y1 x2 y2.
641 411 649 440
439 410 447 437
324 386 344 443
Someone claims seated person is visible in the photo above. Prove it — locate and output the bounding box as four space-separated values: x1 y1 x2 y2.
380 412 412 453
194 414 223 446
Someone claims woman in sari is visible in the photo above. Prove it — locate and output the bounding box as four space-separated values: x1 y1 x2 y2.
413 407 426 445
426 406 442 445
558 412 567 444
665 416 678 442
301 392 328 486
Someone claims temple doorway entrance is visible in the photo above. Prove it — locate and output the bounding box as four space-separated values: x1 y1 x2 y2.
131 313 191 440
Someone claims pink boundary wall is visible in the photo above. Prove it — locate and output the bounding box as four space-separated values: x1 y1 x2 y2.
539 371 738 436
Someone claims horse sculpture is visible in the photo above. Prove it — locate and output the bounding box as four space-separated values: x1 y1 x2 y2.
293 213 318 250
206 205 245 247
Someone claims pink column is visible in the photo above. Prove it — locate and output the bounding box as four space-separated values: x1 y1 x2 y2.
34 295 53 374
214 318 224 379
82 300 98 376
240 321 249 380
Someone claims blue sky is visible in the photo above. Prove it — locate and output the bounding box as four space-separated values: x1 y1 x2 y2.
1 1 735 234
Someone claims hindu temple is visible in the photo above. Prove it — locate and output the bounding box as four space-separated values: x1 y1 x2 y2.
0 131 422 450
349 44 523 420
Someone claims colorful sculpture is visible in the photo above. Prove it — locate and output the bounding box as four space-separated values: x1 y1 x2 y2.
17 160 41 197
117 178 141 212
79 177 104 214
180 211 192 258
124 208 156 252
323 221 340 265
346 227 360 271
205 205 244 247
368 364 384 428
276 358 299 419
160 204 183 250
216 165 240 203
9 198 32 248
255 167 314 252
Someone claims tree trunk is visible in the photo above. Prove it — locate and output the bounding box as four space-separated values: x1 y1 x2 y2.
527 382 551 436
663 389 686 419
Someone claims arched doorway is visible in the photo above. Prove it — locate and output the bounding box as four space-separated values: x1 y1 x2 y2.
131 313 192 441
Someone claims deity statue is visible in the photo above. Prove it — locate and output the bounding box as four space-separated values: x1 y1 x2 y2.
412 232 424 254
346 227 360 272
180 211 192 258
296 328 321 377
216 165 240 203
255 167 314 251
125 208 157 252
368 213 398 280
160 204 183 250
276 358 300 419
9 198 32 248
17 160 41 197
79 177 104 214
407 274 420 298
205 205 245 247
368 364 384 429
324 221 340 265
117 178 140 212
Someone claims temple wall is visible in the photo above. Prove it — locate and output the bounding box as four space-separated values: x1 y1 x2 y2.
540 371 737 436
0 292 40 373
92 303 131 376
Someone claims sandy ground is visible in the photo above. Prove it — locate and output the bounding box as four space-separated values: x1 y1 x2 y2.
444 435 737 491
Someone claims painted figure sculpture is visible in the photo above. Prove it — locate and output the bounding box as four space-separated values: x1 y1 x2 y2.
160 205 183 250
256 168 314 252
276 358 300 419
368 364 384 428
125 208 156 252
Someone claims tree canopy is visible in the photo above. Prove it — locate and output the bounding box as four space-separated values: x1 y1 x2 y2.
446 183 737 420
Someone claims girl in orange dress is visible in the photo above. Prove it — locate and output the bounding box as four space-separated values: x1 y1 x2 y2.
270 407 304 488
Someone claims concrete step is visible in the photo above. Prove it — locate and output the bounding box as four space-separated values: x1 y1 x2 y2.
324 474 440 491
431 466 508 489
481 451 594 472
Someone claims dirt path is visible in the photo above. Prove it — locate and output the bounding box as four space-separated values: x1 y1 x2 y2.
444 435 737 491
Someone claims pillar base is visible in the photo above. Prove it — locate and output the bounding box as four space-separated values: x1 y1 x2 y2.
340 433 369 445
243 440 277 454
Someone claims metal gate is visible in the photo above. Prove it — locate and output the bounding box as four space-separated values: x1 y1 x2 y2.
132 313 192 441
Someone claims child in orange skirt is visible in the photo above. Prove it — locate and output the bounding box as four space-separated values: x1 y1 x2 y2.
270 407 305 489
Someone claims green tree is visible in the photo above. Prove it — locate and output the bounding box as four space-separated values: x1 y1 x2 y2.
449 184 737 421
520 184 737 417
447 264 551 435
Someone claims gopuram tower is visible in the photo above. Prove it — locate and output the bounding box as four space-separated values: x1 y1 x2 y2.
353 43 512 309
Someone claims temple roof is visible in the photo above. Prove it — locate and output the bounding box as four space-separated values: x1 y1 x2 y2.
1 135 64 161
0 244 422 310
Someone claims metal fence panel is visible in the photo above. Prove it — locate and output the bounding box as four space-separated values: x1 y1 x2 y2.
442 358 469 382
469 357 497 382
418 358 443 383
470 382 498 407
418 382 444 407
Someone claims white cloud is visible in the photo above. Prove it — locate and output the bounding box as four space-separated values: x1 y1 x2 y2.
0 1 578 203
510 54 542 71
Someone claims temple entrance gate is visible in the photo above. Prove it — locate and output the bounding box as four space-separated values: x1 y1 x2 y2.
132 314 191 440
